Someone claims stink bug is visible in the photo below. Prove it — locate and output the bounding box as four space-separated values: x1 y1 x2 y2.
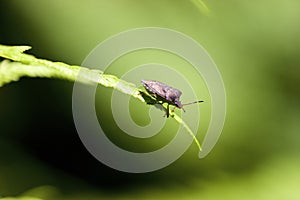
141 80 203 117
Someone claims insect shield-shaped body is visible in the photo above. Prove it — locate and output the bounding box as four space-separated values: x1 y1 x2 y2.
141 80 203 117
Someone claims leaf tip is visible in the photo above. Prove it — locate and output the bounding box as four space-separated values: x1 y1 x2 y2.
190 0 211 16
17 45 32 53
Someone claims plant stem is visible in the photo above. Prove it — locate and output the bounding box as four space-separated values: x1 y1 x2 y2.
0 44 201 152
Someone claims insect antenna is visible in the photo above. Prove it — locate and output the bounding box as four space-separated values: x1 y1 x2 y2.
181 100 204 112
182 100 204 106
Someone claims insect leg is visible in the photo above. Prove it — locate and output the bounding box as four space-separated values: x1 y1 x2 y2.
166 103 170 118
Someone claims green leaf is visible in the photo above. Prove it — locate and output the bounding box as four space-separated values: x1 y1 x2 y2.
0 44 201 152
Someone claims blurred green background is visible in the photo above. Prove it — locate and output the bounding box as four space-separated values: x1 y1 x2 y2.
0 0 300 199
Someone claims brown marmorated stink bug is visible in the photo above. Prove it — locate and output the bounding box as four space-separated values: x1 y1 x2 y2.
141 80 204 118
